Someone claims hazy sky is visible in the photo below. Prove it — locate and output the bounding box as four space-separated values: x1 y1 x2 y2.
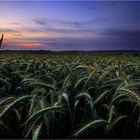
0 1 140 50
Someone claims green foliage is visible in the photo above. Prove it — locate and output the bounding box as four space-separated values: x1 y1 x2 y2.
25 106 62 126
0 51 140 139
74 119 108 138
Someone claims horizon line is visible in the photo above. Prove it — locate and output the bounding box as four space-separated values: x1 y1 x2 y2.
0 49 140 52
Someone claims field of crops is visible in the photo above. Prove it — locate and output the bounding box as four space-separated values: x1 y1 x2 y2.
0 51 140 139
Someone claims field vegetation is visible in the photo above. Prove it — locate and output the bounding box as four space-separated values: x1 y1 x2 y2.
0 51 140 139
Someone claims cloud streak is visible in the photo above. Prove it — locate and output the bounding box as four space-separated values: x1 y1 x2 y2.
0 28 19 33
33 18 47 26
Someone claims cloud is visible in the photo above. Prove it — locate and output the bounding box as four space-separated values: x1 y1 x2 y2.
50 19 82 28
32 18 82 30
32 18 47 25
0 28 19 33
12 33 23 37
31 28 140 50
33 17 110 28
101 29 140 37
1 17 139 51
10 22 22 26
3 34 140 51
100 29 140 46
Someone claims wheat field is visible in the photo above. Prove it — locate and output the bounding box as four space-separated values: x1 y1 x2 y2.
0 51 140 139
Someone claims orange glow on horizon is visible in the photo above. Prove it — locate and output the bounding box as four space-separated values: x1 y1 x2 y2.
17 43 45 48
5 43 46 48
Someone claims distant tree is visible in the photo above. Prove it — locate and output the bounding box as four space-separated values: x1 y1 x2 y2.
0 34 4 48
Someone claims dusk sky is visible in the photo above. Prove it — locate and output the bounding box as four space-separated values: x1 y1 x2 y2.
0 1 140 50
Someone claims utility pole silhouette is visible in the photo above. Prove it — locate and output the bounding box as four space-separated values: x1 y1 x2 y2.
0 34 4 49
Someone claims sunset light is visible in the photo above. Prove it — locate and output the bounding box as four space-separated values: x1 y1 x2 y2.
0 1 140 50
